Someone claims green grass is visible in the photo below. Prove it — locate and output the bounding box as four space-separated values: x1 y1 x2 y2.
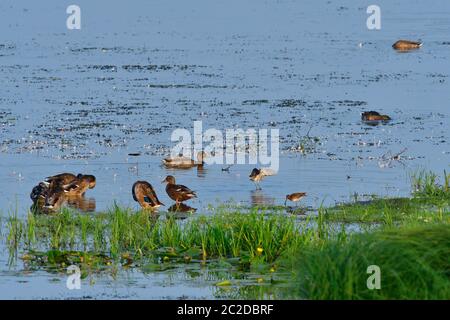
286 223 450 300
8 206 308 269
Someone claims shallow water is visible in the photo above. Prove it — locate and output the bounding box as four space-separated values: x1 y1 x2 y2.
0 0 449 299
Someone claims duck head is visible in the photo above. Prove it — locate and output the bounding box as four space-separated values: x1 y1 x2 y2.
77 174 96 189
162 175 176 184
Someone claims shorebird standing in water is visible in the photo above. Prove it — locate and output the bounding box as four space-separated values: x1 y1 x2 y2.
249 168 276 190
285 192 307 206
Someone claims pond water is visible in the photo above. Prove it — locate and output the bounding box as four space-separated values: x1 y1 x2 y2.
0 0 449 299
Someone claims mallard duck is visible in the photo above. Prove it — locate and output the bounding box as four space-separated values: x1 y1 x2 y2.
30 182 49 209
249 168 276 190
43 184 67 210
361 111 391 121
392 40 422 51
62 174 96 196
285 192 307 206
162 175 197 204
132 181 164 209
162 151 207 169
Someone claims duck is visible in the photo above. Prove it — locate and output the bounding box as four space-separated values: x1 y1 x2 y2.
392 40 422 51
162 175 197 204
162 151 207 169
61 174 96 196
285 192 307 206
43 184 67 211
249 168 276 190
30 182 49 209
132 181 164 209
30 180 67 212
361 111 391 122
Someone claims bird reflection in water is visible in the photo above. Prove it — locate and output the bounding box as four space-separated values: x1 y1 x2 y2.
250 190 276 207
168 203 197 213
66 196 96 212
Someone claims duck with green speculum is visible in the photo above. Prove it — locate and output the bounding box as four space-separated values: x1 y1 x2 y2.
132 181 164 209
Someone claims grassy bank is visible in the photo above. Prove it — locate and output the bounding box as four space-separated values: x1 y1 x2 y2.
286 223 450 299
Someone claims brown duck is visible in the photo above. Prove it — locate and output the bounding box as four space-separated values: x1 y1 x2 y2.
392 40 422 51
162 151 207 169
44 184 67 210
162 175 197 204
30 181 67 212
30 182 49 209
62 174 96 196
361 111 391 121
249 168 276 190
285 192 307 206
132 181 164 209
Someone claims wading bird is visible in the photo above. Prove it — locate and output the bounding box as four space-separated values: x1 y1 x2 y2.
285 192 307 206
162 175 197 204
249 168 276 190
132 181 164 209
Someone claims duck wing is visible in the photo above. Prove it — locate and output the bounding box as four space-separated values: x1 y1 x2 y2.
62 180 80 193
260 168 277 176
45 173 77 185
175 184 197 197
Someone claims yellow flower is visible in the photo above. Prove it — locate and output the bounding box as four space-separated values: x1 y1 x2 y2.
256 247 263 254
270 267 275 273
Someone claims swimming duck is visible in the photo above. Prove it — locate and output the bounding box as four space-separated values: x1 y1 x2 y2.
132 181 164 209
162 151 207 169
392 40 422 51
285 192 307 206
361 111 391 121
249 168 276 190
162 175 197 204
62 174 96 196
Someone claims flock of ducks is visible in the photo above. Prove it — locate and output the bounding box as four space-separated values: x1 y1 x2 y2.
30 38 415 214
31 173 96 213
30 158 305 214
30 107 394 214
